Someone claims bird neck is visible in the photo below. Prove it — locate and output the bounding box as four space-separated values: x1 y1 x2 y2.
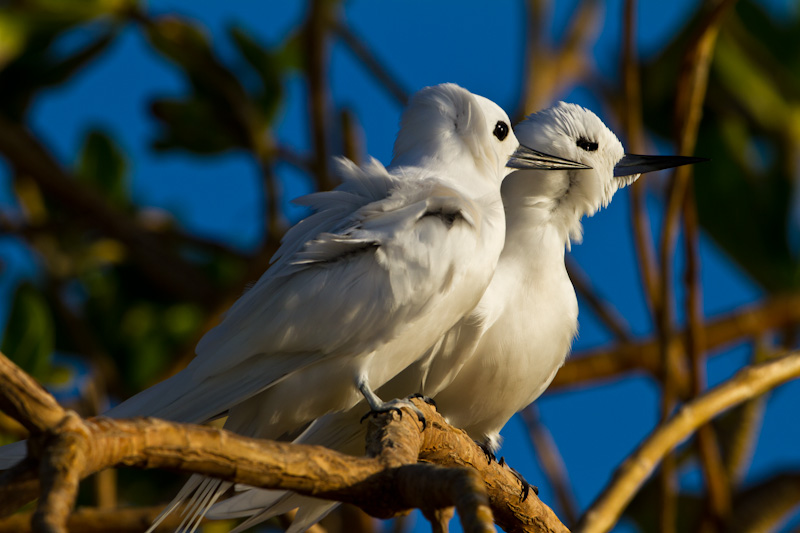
500 169 585 248
390 153 501 199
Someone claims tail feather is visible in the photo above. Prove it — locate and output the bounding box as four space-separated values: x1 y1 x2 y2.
207 408 369 532
227 496 338 533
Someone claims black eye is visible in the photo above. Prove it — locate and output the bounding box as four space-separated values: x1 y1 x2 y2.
577 137 598 151
493 121 509 141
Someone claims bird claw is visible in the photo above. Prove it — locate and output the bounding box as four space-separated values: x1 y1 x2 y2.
499 458 538 501
360 397 427 430
476 447 537 501
477 441 497 465
409 392 437 408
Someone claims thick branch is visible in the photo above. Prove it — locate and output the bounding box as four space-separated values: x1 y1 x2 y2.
0 351 567 533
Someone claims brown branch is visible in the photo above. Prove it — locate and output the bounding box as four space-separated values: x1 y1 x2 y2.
574 350 800 533
0 351 568 533
684 185 730 525
661 5 737 527
516 0 601 119
304 0 336 192
620 0 660 315
551 292 800 391
340 107 363 165
520 406 579 527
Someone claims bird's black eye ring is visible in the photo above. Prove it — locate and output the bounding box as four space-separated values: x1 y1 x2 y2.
577 137 598 151
493 121 509 141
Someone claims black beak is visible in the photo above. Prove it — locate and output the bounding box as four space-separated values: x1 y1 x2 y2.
508 144 592 171
613 153 709 178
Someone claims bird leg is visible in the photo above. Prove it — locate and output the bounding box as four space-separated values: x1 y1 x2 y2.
357 378 427 429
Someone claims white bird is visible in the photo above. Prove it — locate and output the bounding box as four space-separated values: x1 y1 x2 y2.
0 84 590 530
207 102 707 533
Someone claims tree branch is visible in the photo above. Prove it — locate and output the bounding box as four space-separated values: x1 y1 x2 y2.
575 350 800 533
0 350 568 533
551 293 800 392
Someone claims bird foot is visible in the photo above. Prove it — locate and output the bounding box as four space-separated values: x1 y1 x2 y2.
360 397 427 429
476 441 497 465
408 392 437 408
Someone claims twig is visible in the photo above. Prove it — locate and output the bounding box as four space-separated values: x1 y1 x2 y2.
332 22 409 106
621 0 661 315
575 350 800 533
304 0 335 192
516 0 600 119
566 258 631 343
684 185 731 525
340 107 363 165
520 406 579 526
551 292 800 391
665 3 738 526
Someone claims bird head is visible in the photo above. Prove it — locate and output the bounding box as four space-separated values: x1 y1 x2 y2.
392 84 586 193
509 102 706 242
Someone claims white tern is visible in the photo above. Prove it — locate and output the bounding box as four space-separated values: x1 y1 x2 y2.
207 102 707 533
0 84 590 531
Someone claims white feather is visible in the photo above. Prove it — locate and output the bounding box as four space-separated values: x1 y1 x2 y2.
210 102 646 531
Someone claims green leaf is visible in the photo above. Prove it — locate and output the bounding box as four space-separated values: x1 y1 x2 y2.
0 11 116 120
150 97 240 154
75 129 128 207
1 283 54 380
229 26 283 123
641 0 800 292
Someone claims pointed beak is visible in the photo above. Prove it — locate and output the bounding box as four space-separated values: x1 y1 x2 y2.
507 144 592 171
613 153 709 178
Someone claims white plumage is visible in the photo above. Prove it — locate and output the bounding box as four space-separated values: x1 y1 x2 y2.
0 84 594 531
209 102 706 533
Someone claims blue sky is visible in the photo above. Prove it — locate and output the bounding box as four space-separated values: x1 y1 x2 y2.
1 1 799 531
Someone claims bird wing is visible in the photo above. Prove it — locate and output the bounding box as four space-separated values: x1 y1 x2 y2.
107 157 487 425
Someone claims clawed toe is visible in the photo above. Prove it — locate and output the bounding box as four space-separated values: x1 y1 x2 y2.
500 459 538 501
409 392 437 408
477 441 496 465
359 398 427 429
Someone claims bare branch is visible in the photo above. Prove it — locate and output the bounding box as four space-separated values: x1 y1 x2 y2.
332 22 410 106
551 292 800 391
520 406 579 527
620 0 660 315
566 258 631 343
575 350 800 533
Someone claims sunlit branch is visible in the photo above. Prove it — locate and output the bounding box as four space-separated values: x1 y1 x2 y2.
575 350 800 533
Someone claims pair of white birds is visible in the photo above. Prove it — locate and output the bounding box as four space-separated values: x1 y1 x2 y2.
1 83 703 532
